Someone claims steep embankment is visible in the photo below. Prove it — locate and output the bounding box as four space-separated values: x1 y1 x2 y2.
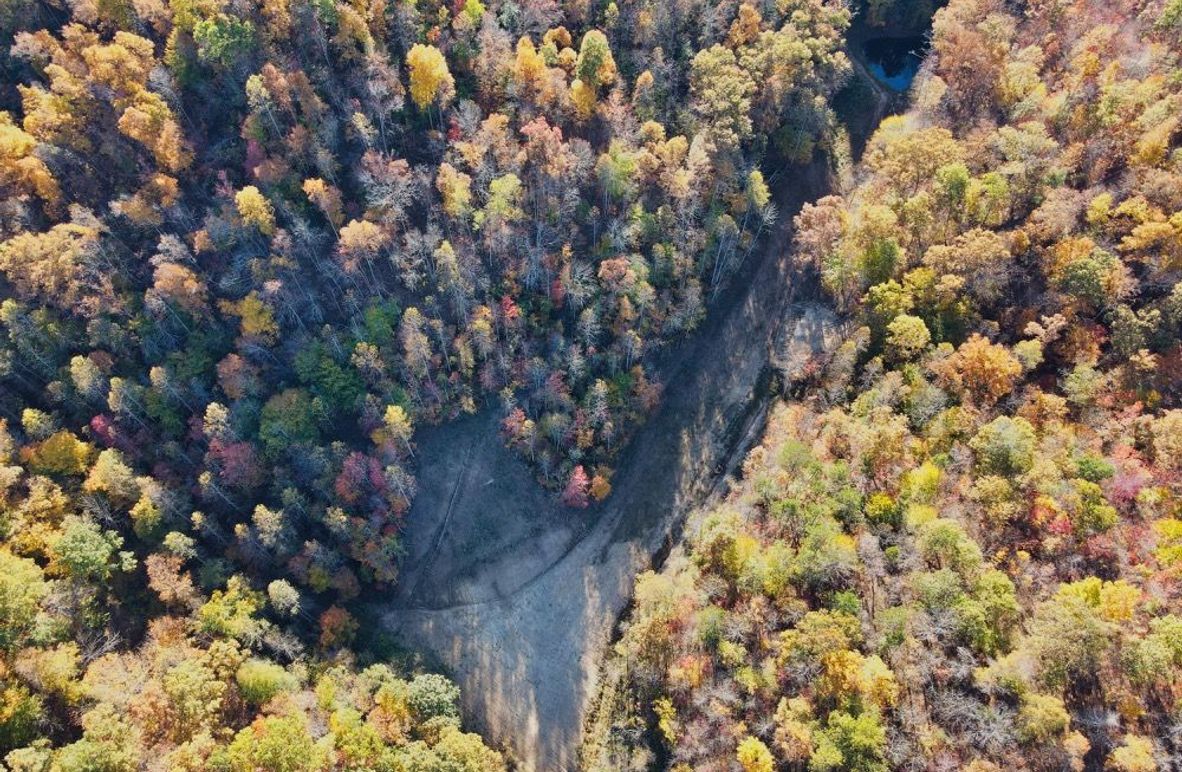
582 1 1182 769
379 155 844 770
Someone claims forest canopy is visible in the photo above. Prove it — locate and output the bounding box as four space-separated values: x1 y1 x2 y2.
7 0 1182 767
0 0 855 766
591 0 1182 770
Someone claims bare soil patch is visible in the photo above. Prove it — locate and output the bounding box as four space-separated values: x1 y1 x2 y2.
378 158 841 771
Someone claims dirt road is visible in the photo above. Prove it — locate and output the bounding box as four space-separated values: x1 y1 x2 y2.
378 157 839 771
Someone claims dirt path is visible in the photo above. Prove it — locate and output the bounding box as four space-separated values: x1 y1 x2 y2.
377 158 839 771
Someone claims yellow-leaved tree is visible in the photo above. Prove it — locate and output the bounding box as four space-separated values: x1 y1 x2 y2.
235 186 276 236
406 44 454 112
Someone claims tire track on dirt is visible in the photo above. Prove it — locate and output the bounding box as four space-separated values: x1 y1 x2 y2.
378 158 838 771
403 434 480 603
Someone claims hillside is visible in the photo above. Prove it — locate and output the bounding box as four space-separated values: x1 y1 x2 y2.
0 0 853 767
590 0 1182 770
4 0 1181 769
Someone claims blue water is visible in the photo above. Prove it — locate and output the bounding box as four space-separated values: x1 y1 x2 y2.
863 37 925 92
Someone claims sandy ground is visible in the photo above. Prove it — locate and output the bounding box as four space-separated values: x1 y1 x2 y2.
377 158 843 771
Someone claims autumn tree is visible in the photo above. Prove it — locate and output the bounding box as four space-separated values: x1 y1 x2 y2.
407 44 455 113
690 45 755 153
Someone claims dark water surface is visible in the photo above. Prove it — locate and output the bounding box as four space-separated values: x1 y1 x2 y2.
863 36 925 91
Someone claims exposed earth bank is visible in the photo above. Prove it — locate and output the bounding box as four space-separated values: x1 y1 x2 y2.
378 152 847 769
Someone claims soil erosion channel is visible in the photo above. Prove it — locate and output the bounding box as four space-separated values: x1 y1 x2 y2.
377 150 843 770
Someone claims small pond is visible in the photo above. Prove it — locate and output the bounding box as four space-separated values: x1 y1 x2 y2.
862 36 926 92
